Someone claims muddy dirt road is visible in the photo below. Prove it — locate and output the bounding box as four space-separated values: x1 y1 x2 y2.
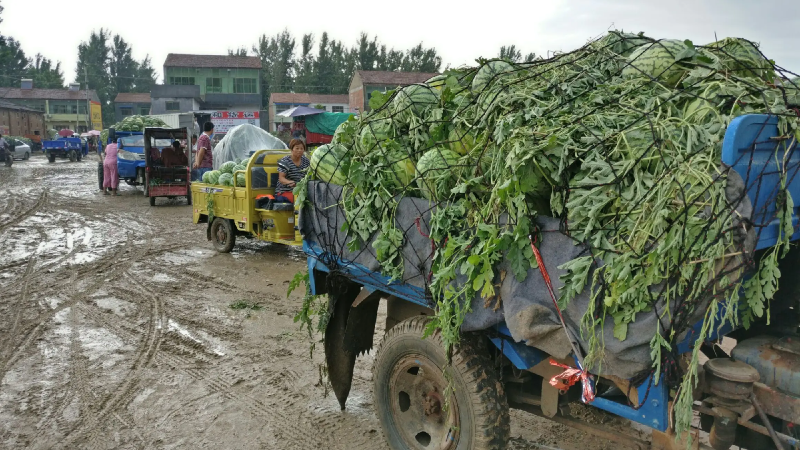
0 155 625 450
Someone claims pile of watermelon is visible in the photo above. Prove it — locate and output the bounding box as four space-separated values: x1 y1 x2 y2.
299 31 800 436
202 158 250 187
99 116 169 145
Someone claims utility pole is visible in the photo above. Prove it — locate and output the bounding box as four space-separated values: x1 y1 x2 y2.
84 67 91 131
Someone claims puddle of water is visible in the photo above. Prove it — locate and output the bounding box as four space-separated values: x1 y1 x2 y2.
43 296 63 310
77 327 125 363
167 319 226 357
152 273 176 283
94 297 132 317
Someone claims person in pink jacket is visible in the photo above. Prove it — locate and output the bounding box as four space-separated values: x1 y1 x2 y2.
103 142 120 195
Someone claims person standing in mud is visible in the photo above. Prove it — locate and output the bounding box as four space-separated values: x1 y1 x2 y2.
102 141 120 195
192 122 214 181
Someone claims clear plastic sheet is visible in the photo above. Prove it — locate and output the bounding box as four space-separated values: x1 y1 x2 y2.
212 124 287 169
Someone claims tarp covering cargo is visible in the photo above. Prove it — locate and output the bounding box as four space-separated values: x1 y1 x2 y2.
304 112 354 136
212 123 287 169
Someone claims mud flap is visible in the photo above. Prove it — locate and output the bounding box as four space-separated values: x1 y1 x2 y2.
324 276 381 410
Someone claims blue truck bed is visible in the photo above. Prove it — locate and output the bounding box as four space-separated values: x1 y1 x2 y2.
303 113 800 435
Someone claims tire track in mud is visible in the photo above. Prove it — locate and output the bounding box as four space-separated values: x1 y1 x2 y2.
0 189 48 234
0 256 37 362
56 272 163 449
0 227 156 385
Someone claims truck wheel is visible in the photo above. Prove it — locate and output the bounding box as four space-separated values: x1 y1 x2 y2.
149 196 156 207
372 316 510 450
68 150 77 162
47 153 56 163
77 153 82 162
210 217 236 253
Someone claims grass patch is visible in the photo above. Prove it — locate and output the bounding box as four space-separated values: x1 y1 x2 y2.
229 300 263 311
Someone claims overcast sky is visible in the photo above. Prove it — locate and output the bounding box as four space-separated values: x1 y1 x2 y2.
3 0 799 85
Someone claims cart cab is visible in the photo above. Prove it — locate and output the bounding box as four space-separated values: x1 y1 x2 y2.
143 127 191 206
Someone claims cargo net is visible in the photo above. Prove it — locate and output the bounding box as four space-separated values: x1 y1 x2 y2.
297 31 800 430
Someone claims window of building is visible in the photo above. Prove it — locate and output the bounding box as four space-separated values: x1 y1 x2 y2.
233 78 257 94
139 107 150 115
169 76 196 86
206 77 223 93
332 106 344 113
275 104 290 113
120 107 133 117
51 104 68 114
165 101 180 112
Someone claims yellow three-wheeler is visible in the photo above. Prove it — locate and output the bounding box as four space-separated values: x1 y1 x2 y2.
191 150 302 252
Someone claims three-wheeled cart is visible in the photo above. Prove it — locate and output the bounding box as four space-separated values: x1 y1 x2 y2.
144 127 191 206
302 114 800 450
191 149 302 252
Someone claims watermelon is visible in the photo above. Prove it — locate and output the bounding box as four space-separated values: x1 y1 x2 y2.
392 157 416 189
206 170 221 185
332 119 358 147
235 172 246 187
202 171 213 183
622 40 694 86
309 144 350 186
392 84 440 116
705 38 771 79
218 173 234 186
220 161 236 174
448 128 477 155
426 74 447 90
472 60 514 93
358 118 393 155
415 148 461 200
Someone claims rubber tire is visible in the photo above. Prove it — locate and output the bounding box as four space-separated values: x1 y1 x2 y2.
97 163 104 190
77 153 82 162
47 153 56 163
68 150 77 162
23 152 29 160
149 196 156 207
372 316 510 450
210 217 236 253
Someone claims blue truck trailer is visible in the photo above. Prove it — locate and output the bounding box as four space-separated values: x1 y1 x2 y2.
42 137 89 163
97 129 148 189
301 114 800 450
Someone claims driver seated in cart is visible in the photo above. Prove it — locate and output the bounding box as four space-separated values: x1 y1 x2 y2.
273 139 309 203
161 141 187 167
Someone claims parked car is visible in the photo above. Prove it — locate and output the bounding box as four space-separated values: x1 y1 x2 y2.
9 138 31 161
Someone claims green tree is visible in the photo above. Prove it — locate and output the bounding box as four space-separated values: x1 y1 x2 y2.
76 29 111 125
0 37 29 87
253 29 296 105
400 43 441 72
356 33 381 70
294 34 316 94
26 54 64 88
228 47 248 57
109 35 138 97
76 30 156 127
134 55 157 93
499 45 536 63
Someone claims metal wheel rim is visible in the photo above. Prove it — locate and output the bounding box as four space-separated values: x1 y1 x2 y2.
388 353 459 450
